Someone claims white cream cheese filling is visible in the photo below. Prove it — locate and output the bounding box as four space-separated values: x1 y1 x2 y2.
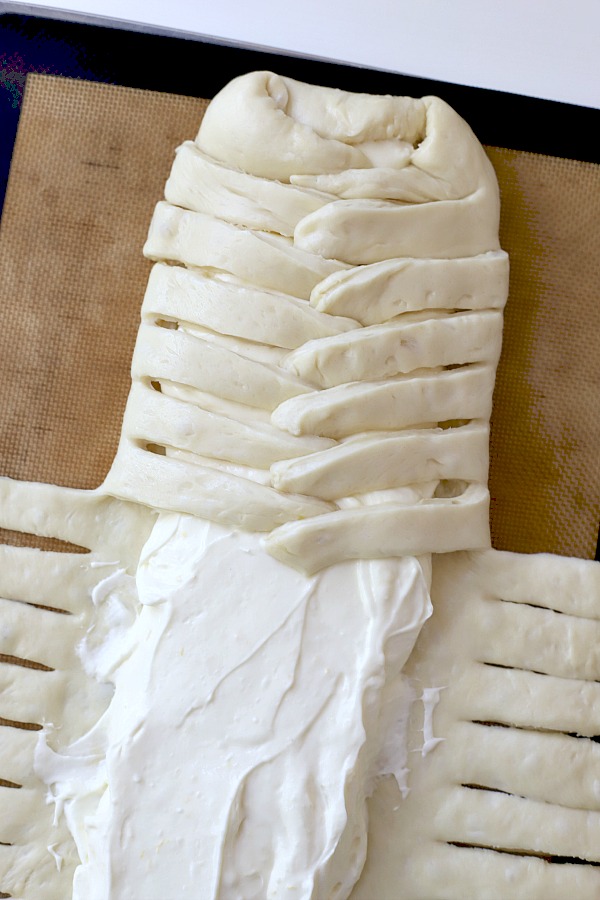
35 513 431 899
4 69 510 899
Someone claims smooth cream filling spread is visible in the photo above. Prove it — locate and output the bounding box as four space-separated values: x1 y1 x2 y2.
2 70 512 899
37 515 431 899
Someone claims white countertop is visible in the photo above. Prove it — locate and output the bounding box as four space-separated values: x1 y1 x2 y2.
4 0 600 110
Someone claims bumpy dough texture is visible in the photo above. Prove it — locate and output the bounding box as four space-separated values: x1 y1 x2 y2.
2 70 515 900
0 479 155 900
104 70 509 573
352 550 600 900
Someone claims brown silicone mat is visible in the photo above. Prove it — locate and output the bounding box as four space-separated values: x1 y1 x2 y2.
0 75 207 492
0 73 598 559
488 148 600 559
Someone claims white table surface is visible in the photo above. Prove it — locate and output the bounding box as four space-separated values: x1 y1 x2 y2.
4 0 600 110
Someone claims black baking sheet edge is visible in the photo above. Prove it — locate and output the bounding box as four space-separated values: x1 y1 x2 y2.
1 11 599 561
2 11 599 199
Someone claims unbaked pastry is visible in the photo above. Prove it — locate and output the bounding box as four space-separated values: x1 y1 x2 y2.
3 70 596 900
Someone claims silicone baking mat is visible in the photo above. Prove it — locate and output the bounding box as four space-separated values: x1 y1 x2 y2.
0 13 599 560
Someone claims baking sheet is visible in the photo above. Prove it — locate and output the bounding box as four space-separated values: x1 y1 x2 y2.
0 13 599 560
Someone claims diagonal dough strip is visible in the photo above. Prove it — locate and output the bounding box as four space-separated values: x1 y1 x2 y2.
294 190 501 264
165 141 334 235
103 437 334 530
123 381 334 469
283 309 504 387
271 422 490 499
272 363 497 438
141 262 359 350
265 483 490 575
144 201 348 299
311 251 509 323
131 320 312 410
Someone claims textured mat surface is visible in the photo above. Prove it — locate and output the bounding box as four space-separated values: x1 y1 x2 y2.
0 73 598 558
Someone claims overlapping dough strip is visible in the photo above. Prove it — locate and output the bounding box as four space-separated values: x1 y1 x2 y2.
103 71 509 572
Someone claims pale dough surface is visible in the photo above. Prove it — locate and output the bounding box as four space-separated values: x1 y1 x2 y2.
353 549 600 899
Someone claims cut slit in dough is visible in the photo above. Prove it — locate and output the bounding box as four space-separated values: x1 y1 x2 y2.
1 68 598 900
352 549 600 900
